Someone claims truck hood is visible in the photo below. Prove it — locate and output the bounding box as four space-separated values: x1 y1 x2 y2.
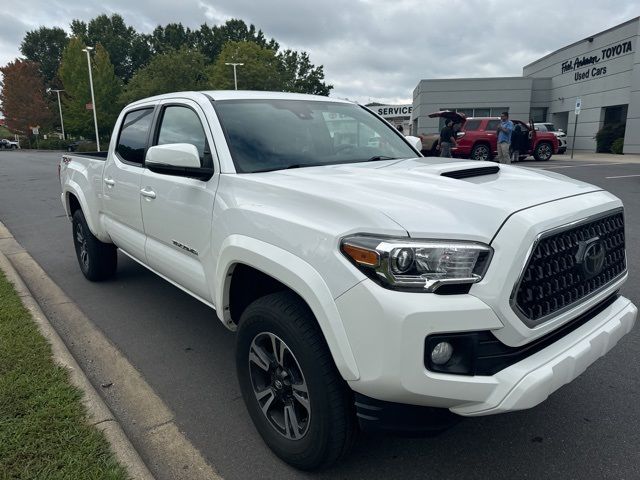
252 158 601 242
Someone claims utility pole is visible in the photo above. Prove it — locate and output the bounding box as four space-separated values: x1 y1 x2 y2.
82 46 100 151
47 88 65 140
224 62 244 90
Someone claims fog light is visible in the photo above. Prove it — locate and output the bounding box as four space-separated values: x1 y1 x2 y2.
431 341 453 365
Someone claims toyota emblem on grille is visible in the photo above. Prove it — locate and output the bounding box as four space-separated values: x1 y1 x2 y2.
576 237 606 278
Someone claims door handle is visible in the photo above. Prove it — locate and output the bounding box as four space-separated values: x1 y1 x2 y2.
104 177 115 187
140 188 156 199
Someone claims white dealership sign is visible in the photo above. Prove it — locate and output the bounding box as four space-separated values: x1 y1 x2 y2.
369 104 412 118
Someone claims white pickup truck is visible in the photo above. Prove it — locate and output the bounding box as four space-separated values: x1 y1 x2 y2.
59 91 636 470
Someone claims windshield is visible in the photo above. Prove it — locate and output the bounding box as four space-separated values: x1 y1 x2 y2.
543 123 557 131
213 99 417 173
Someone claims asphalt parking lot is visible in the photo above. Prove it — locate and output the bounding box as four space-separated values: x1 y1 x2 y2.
1 150 639 480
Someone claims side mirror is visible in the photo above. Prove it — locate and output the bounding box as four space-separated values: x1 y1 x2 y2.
146 143 200 168
145 143 213 180
404 135 423 152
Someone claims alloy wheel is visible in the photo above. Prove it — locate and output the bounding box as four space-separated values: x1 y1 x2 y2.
538 143 551 160
75 223 89 270
473 145 489 161
248 332 311 440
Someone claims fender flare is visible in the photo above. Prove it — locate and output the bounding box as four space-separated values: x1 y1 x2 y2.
215 234 360 381
62 183 111 243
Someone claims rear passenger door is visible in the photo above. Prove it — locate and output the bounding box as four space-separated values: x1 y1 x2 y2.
140 100 219 302
102 106 155 261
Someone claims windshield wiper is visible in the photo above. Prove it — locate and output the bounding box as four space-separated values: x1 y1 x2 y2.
251 163 319 173
365 155 398 162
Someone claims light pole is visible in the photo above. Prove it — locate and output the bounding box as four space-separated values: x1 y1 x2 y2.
224 62 244 90
82 46 100 151
47 88 65 140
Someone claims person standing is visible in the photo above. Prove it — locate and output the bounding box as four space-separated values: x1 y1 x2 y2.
439 119 456 157
496 111 514 164
510 123 525 162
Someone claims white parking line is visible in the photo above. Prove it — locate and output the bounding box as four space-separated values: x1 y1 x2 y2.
605 174 640 179
540 162 629 169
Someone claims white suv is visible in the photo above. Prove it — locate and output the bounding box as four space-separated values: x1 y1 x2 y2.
535 122 567 154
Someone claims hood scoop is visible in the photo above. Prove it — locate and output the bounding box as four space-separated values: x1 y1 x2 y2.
441 165 500 179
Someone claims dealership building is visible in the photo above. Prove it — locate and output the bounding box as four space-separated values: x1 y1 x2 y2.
412 17 640 153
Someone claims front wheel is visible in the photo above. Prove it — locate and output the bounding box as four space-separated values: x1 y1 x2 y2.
236 292 356 470
72 209 117 281
533 142 552 161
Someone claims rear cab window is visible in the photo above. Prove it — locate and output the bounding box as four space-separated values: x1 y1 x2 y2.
116 108 154 164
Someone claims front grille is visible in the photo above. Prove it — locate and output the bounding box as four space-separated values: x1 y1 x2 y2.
513 210 626 325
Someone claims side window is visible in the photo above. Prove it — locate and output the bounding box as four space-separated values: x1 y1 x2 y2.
116 108 154 164
463 119 481 131
157 106 208 164
485 119 501 131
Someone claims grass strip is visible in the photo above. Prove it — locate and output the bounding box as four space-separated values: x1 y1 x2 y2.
0 269 129 479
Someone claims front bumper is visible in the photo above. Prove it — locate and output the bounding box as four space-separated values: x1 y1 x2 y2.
337 279 636 416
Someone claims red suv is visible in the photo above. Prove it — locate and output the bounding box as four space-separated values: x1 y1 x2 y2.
423 111 558 161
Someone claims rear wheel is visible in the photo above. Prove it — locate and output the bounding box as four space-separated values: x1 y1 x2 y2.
236 291 356 470
533 142 552 161
72 209 117 281
470 143 491 161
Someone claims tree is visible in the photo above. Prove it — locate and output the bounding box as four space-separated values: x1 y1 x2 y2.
92 45 124 135
120 47 209 105
70 14 151 81
59 38 92 136
150 23 194 54
20 27 69 85
208 41 282 91
0 59 54 135
59 38 122 137
279 50 332 96
194 19 279 63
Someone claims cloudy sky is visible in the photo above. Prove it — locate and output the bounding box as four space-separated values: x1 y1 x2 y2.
1 0 639 104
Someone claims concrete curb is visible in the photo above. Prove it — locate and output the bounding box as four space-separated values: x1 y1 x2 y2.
0 249 155 480
0 221 222 480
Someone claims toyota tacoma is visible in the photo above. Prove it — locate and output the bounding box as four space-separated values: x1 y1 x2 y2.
59 91 636 470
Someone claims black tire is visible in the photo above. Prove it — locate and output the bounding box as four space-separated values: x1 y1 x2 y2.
236 291 356 470
470 143 491 161
533 142 553 161
72 209 117 281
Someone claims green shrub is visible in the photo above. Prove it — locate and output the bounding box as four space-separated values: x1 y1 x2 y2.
595 123 626 153
37 138 68 150
611 138 624 154
77 141 98 152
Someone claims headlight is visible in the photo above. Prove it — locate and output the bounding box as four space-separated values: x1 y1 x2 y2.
341 235 493 292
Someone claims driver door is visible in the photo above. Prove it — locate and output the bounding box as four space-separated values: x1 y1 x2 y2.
140 100 219 302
